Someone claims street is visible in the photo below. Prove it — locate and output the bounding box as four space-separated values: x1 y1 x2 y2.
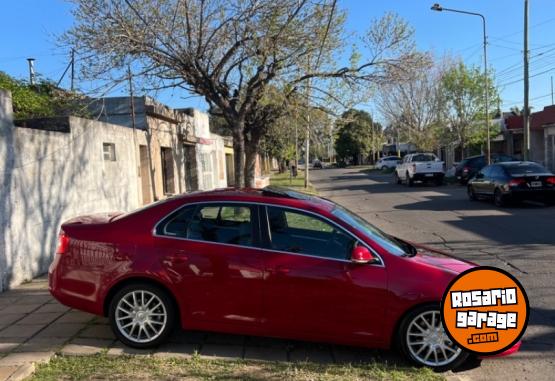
310 167 555 381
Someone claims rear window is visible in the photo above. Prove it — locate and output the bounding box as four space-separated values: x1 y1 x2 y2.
412 154 436 162
505 163 550 176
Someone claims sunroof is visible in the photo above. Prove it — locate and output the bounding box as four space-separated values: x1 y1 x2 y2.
262 186 313 200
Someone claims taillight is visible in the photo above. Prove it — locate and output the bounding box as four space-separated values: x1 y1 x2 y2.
56 232 70 254
463 166 470 173
508 178 525 187
546 177 555 185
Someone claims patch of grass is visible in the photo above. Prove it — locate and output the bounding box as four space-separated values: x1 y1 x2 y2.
270 170 316 194
28 353 445 381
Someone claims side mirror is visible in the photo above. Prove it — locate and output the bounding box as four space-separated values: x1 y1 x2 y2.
351 246 374 264
476 172 484 179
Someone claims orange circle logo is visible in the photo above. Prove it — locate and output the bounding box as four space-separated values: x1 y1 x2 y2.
441 266 529 355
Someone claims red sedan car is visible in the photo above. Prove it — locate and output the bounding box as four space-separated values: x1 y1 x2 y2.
50 186 477 369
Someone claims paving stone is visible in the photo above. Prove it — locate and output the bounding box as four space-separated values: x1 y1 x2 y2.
0 324 44 339
13 337 67 353
168 330 206 344
199 344 244 360
1 305 39 315
56 311 95 324
107 342 153 356
153 343 199 359
77 324 114 339
332 346 378 364
0 314 25 327
245 336 290 348
34 323 84 339
289 344 334 363
14 295 52 305
61 338 113 356
33 303 70 314
243 346 287 362
0 366 18 381
16 312 62 325
6 364 35 381
0 297 19 306
204 333 246 346
0 352 53 367
0 339 25 354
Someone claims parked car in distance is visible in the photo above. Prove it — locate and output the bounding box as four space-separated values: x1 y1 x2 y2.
376 156 401 170
48 186 522 370
455 154 517 184
395 153 445 186
467 161 555 206
313 159 323 169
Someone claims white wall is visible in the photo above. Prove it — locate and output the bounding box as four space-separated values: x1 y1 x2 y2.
0 91 141 291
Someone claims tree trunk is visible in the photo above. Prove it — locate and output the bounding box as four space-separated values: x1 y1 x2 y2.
245 144 257 188
232 122 246 188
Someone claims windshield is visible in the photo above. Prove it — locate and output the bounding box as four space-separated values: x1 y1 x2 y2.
331 205 411 256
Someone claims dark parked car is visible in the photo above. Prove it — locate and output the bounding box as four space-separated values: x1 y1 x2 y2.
455 154 517 184
467 161 555 206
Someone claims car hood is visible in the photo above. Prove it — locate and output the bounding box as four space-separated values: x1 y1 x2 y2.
409 242 476 274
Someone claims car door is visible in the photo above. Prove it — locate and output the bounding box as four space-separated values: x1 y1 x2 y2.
153 202 265 327
487 165 504 194
260 205 388 345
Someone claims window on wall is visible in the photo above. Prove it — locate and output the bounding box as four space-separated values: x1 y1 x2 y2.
161 147 175 195
200 152 214 189
103 143 116 161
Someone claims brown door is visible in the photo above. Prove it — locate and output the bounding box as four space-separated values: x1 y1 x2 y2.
184 144 199 192
139 145 152 204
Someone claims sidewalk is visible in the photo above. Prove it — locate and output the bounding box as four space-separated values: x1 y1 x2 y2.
0 277 400 381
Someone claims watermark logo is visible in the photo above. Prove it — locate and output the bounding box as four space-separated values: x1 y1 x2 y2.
441 266 529 355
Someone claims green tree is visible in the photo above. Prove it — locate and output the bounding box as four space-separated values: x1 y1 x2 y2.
0 72 88 119
334 109 379 165
440 62 500 157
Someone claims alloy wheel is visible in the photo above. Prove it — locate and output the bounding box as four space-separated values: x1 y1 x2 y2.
406 310 462 367
115 290 168 344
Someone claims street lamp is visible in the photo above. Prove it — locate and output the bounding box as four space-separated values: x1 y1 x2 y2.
431 3 491 164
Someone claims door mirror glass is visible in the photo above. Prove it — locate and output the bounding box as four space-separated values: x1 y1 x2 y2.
351 245 373 264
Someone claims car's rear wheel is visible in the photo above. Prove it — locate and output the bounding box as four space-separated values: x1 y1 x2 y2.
395 171 402 184
109 283 176 348
467 185 477 201
406 172 414 187
398 305 468 371
494 188 506 207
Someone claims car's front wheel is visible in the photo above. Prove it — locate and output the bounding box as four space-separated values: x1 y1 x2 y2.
398 305 468 371
109 283 176 348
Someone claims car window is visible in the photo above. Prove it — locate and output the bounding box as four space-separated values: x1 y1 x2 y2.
266 206 356 260
505 163 551 176
411 154 436 162
481 166 492 177
491 166 505 177
160 203 254 247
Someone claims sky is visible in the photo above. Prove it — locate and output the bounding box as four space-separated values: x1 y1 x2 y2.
2 0 555 118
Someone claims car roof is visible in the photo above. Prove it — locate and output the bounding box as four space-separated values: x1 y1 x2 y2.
171 186 336 212
497 161 541 167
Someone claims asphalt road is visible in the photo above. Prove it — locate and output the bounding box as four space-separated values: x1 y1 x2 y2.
310 167 555 381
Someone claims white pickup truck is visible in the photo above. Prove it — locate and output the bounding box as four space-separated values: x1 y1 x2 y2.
395 153 445 186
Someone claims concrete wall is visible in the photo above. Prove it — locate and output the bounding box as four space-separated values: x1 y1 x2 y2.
0 91 141 291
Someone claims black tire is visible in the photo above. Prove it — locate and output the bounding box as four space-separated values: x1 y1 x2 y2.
494 188 506 207
467 185 477 201
435 178 443 186
109 282 176 348
406 172 414 187
395 171 402 184
398 305 468 371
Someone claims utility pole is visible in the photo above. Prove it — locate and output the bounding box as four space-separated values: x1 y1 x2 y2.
27 58 36 86
523 0 530 161
70 49 75 91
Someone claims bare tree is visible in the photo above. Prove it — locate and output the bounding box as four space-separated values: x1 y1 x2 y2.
377 56 445 152
66 0 424 186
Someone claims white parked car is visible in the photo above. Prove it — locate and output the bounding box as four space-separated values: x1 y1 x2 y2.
376 156 401 170
395 153 445 186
